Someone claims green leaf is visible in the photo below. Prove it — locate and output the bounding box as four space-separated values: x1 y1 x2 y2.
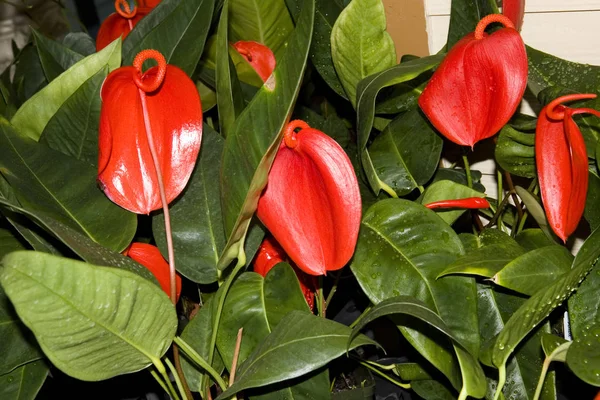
491 227 600 393
0 226 26 257
0 119 136 252
215 311 377 399
421 180 488 225
0 251 177 381
356 55 444 195
515 186 554 241
123 0 215 76
585 170 600 232
447 0 498 49
32 29 84 82
62 33 96 56
153 126 225 284
541 333 567 358
492 246 573 296
432 168 486 193
11 44 47 106
218 0 314 269
515 229 554 252
228 0 294 56
330 0 396 105
494 125 536 179
11 39 121 141
350 199 483 395
263 263 311 328
0 283 42 376
566 323 600 386
411 380 455 400
393 363 432 381
0 360 48 400
369 108 442 196
39 68 105 166
569 260 600 339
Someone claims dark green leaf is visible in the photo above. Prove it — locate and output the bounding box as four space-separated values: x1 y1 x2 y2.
62 33 95 56
39 68 105 166
0 251 177 381
447 0 498 49
515 186 555 241
32 29 84 82
369 108 442 196
393 363 432 381
585 170 600 232
218 0 314 269
263 263 311 328
123 0 215 76
11 44 47 106
356 54 444 195
431 168 486 193
0 119 136 252
515 229 554 251
541 333 567 358
569 260 600 339
215 311 377 399
421 180 487 225
0 360 48 400
495 125 536 178
411 380 455 400
566 323 600 386
492 246 573 296
375 80 427 115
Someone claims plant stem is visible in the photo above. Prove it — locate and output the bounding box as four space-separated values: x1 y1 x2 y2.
150 369 170 397
174 336 229 392
462 154 473 188
166 357 188 400
533 358 551 400
325 270 343 308
493 364 506 400
229 328 244 385
353 358 410 389
154 359 182 400
504 171 524 219
173 344 193 399
349 305 372 329
485 193 512 229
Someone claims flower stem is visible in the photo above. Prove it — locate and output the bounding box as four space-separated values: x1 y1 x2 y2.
174 336 229 392
166 357 188 400
462 154 473 188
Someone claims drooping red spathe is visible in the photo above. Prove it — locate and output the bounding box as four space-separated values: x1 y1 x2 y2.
418 14 528 148
125 242 182 301
253 236 315 310
98 50 203 214
257 121 362 276
502 0 525 32
96 0 151 51
536 94 600 242
232 41 276 83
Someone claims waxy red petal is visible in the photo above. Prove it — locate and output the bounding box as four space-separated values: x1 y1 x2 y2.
98 65 203 214
257 124 361 276
425 197 490 210
139 0 162 7
232 41 276 83
125 242 182 301
502 0 525 31
418 24 527 147
96 8 151 51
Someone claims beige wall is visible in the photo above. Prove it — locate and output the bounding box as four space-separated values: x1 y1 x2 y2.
383 0 429 61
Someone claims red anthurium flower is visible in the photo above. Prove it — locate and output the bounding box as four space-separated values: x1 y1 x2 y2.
253 236 316 310
96 0 151 51
232 41 276 83
98 50 203 214
418 14 527 148
536 94 600 242
138 0 161 7
125 242 182 301
502 0 525 32
257 120 362 276
425 197 490 210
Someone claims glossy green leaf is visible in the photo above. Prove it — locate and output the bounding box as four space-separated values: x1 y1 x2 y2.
393 363 432 381
0 251 177 381
491 227 600 393
356 55 444 195
330 0 396 105
0 226 26 257
11 39 120 141
32 29 84 82
569 261 600 339
515 229 554 252
585 170 600 232
432 168 486 193
421 180 487 225
375 78 429 115
215 311 377 399
62 32 96 56
515 186 554 241
351 199 484 395
0 284 42 376
11 44 47 106
541 333 568 358
566 323 600 386
492 246 573 296
494 125 536 179
263 263 311 328
411 380 455 400
0 360 48 400
123 0 215 76
369 108 442 196
153 127 225 284
218 0 314 269
228 0 294 56
446 0 498 48
0 119 136 253
39 68 105 166
477 285 556 400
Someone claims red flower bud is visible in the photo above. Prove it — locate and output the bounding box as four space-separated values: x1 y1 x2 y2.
257 120 362 276
536 94 600 242
418 14 527 148
253 236 315 310
232 41 276 83
138 0 161 8
425 197 490 210
98 50 203 214
96 0 151 51
502 0 525 32
125 242 182 301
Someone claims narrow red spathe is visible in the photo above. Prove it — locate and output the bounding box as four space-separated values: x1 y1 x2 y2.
125 243 182 301
232 41 277 83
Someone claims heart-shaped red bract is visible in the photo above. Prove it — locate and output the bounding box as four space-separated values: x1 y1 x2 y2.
125 242 182 301
96 1 151 51
232 41 276 83
257 121 361 276
418 14 527 148
98 51 203 214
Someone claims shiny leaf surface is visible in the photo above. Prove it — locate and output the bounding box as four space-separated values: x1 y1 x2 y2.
0 361 48 400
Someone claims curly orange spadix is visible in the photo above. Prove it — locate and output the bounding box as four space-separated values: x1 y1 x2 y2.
256 120 362 276
96 0 151 51
98 50 203 214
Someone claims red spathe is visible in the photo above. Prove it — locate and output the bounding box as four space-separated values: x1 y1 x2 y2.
126 242 182 301
98 65 203 214
96 8 151 52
